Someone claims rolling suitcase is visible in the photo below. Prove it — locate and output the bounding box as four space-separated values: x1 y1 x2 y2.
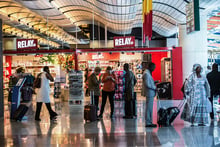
84 91 97 122
157 95 185 127
12 104 29 121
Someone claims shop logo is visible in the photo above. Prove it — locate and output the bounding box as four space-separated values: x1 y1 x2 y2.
17 39 38 50
114 36 135 48
92 54 104 60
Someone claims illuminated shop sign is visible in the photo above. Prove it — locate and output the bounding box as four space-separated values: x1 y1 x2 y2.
114 36 135 48
16 39 38 50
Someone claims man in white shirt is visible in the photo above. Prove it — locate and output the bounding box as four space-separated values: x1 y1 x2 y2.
142 62 157 127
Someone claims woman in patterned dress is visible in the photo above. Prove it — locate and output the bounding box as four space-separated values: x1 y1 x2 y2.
181 64 211 126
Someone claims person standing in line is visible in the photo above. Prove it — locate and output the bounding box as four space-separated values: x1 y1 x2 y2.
88 67 102 116
206 63 220 120
181 64 211 126
35 66 57 121
98 66 117 119
123 63 137 119
142 62 157 127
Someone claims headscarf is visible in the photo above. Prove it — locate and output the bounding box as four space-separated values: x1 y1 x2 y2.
192 64 203 73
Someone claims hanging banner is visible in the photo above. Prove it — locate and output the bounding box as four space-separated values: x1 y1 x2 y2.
16 39 38 50
186 0 200 34
114 36 135 48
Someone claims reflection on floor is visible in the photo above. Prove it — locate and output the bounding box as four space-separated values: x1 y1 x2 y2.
1 96 220 147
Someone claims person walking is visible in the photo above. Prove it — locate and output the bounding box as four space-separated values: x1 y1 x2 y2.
35 66 57 121
206 63 220 120
88 67 102 116
181 64 211 126
123 63 137 119
98 66 117 119
142 62 157 127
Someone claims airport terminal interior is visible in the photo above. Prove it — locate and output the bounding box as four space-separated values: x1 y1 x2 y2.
1 0 220 146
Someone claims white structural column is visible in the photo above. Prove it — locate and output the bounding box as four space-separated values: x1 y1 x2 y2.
179 10 208 79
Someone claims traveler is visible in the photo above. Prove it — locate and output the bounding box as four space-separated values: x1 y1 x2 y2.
123 63 137 119
142 62 157 127
8 67 25 102
98 66 117 119
35 66 57 121
206 63 220 120
181 64 211 126
88 67 102 116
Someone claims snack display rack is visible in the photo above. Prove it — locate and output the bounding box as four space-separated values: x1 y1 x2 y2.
68 70 84 106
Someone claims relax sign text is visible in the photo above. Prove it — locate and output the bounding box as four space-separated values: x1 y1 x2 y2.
114 36 135 48
17 39 38 50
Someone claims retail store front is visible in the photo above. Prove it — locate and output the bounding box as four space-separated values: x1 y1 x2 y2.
3 47 183 102
76 47 183 100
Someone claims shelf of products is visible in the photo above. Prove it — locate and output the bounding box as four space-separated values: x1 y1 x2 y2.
114 70 124 101
54 82 61 98
161 58 171 82
68 70 84 106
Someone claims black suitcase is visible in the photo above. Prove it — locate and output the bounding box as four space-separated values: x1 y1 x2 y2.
84 91 97 122
12 104 29 121
157 96 185 127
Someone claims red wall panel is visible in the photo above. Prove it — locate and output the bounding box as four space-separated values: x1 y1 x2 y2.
172 47 183 100
144 52 168 82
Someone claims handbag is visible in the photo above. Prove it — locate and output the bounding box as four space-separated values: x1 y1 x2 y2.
33 73 42 88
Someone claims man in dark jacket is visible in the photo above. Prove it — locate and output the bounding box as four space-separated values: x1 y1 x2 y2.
88 67 102 116
123 63 137 119
207 63 220 120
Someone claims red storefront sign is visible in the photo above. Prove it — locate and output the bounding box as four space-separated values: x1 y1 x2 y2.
114 36 135 48
16 39 38 50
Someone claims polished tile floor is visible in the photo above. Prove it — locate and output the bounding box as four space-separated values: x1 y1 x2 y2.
0 96 220 147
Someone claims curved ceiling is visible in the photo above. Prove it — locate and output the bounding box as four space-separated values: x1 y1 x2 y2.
0 0 219 47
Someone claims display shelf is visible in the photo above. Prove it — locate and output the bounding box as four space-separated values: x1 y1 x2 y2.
114 70 124 101
68 70 84 106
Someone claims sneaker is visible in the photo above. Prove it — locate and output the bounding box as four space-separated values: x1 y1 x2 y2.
145 124 157 127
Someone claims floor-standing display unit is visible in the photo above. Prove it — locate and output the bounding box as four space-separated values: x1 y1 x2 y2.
10 78 26 118
68 70 84 106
